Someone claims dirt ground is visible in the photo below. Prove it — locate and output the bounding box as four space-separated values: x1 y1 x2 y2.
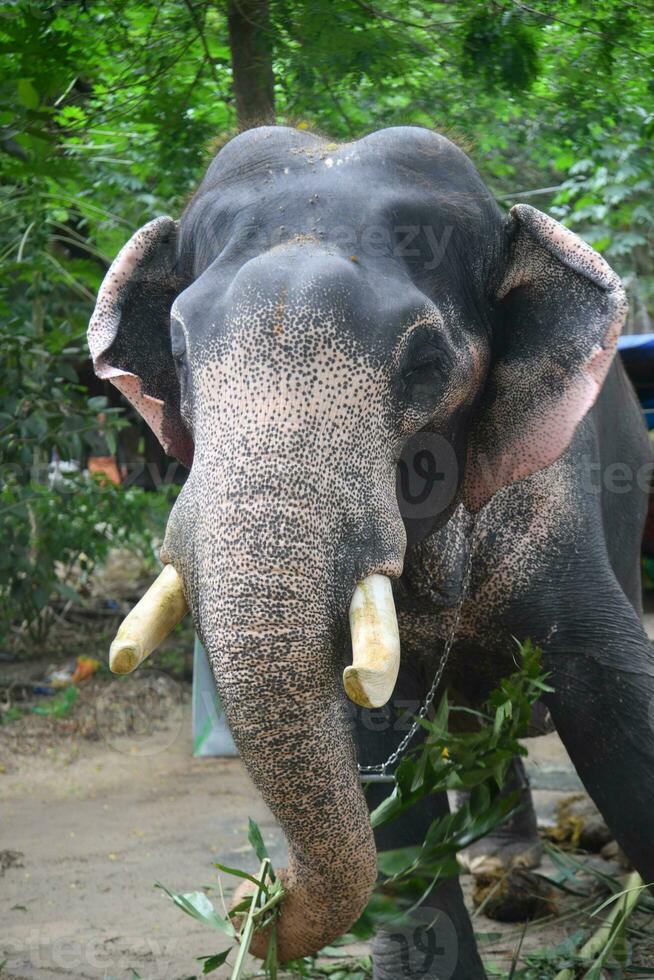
0 679 277 980
2 612 654 978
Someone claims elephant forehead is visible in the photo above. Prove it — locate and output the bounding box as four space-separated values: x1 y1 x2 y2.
177 251 398 358
181 127 503 288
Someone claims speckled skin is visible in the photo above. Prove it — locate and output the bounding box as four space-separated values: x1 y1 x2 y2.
88 126 654 975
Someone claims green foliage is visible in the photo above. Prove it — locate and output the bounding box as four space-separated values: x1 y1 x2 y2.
482 846 654 978
0 475 173 648
157 857 284 976
551 111 654 331
159 642 550 978
2 0 652 312
461 9 540 93
0 1 232 649
1 680 80 724
31 684 79 717
373 640 547 821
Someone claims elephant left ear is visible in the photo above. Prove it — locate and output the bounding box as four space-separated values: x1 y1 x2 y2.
88 216 194 467
464 204 627 510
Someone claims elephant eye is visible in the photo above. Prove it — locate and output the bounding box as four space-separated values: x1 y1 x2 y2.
170 321 187 370
402 344 450 402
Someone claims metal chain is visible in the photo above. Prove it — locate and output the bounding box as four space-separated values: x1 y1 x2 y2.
358 515 477 783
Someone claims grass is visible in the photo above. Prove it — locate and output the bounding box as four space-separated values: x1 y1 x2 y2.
481 847 654 979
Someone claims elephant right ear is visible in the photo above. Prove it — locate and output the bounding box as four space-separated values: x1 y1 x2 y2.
88 216 194 467
463 204 627 510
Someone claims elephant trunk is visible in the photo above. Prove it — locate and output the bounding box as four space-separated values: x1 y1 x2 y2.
177 474 384 961
160 446 405 960
196 560 378 961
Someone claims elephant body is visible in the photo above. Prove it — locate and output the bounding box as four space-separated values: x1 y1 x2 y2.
89 125 654 977
363 357 653 979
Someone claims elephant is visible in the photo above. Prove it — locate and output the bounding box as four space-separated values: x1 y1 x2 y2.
88 125 654 979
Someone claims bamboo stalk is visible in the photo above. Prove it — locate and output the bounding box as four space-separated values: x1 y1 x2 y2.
231 859 272 980
553 872 644 980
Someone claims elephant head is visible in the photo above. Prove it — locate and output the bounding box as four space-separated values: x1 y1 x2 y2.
88 126 626 960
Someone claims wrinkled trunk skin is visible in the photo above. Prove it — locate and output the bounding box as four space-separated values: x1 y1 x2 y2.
207 583 376 960
213 595 376 960
163 454 402 960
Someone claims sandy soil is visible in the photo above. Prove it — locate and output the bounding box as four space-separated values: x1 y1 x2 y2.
0 693 280 979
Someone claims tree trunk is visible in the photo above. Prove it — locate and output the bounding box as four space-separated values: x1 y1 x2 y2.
227 0 275 129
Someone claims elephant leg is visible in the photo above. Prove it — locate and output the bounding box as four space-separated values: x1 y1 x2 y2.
368 785 487 980
542 598 654 884
456 756 543 874
356 690 487 980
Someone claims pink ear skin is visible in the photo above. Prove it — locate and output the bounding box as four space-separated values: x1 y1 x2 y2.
88 216 193 467
463 204 627 511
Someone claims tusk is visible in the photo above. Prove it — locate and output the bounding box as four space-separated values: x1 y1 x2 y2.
109 564 189 674
343 574 400 709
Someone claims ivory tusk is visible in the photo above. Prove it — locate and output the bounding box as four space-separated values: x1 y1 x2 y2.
343 574 400 709
109 564 189 674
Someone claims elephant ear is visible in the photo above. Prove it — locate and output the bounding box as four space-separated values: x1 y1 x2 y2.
88 216 194 467
464 204 627 510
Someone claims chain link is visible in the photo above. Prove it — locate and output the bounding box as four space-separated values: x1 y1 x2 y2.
358 516 477 782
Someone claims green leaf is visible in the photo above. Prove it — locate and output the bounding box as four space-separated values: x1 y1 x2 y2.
87 395 108 411
377 845 421 877
212 862 269 894
197 949 231 973
155 884 236 938
17 79 39 109
248 818 269 863
105 430 117 455
263 920 279 979
227 898 252 916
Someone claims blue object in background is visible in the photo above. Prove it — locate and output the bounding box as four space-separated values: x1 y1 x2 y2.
638 398 654 431
192 635 238 757
618 333 654 429
617 333 654 355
